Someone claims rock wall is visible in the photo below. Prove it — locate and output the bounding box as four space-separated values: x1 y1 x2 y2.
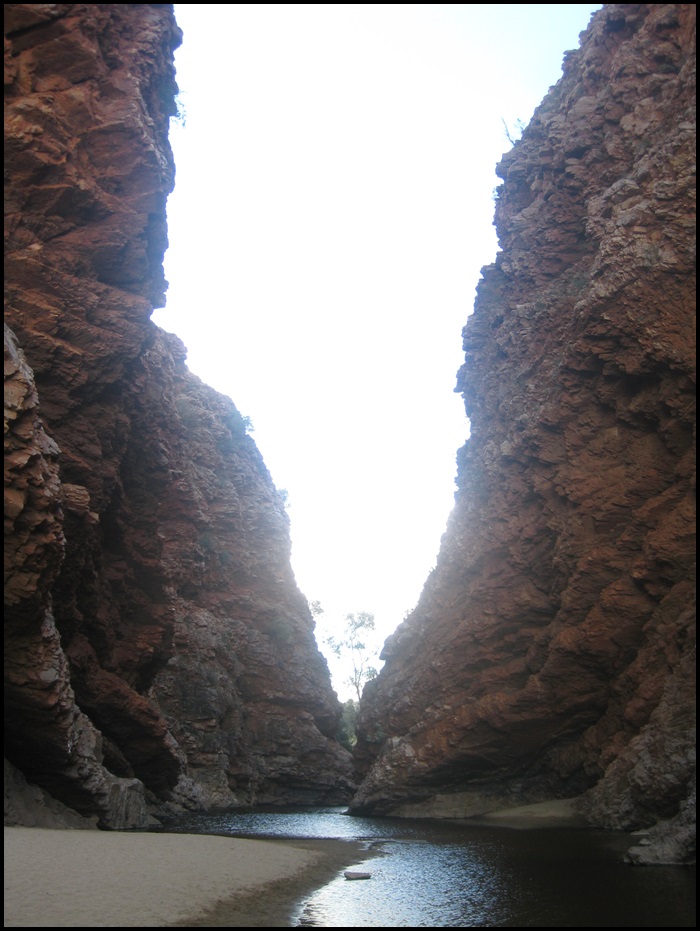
4 3 353 829
352 4 695 863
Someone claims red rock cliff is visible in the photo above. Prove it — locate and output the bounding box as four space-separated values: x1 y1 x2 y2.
4 3 353 829
352 4 695 864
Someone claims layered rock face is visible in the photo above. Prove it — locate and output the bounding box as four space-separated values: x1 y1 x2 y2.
352 4 695 863
5 3 353 829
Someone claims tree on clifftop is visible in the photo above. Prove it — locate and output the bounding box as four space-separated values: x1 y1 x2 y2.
325 610 379 703
311 602 380 703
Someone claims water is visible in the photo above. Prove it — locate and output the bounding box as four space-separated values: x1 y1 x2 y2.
155 807 696 927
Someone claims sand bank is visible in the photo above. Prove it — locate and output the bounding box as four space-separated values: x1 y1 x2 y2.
464 798 590 829
3 826 368 928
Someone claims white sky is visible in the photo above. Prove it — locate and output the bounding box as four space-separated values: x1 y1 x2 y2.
154 3 602 700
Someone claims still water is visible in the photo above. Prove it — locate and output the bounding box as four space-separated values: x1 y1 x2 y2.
156 807 695 927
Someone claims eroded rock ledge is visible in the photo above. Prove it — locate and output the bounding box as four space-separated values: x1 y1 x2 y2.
352 4 695 864
4 3 353 829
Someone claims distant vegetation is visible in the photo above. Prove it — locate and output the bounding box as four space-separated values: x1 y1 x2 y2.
310 601 380 747
322 608 379 703
336 699 359 750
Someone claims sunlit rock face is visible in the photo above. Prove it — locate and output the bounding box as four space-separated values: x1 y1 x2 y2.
4 3 353 828
352 4 695 863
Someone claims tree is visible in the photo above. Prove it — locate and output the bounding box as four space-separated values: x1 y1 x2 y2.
336 699 359 751
501 116 526 146
325 611 379 702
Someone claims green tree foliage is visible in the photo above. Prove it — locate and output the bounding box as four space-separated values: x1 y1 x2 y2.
309 599 324 620
325 610 379 702
309 601 380 707
336 699 358 751
172 92 187 127
501 116 526 146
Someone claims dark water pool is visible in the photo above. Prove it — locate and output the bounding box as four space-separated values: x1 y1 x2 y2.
154 807 696 927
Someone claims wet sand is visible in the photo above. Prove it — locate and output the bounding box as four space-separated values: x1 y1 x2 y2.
172 836 373 927
3 827 370 928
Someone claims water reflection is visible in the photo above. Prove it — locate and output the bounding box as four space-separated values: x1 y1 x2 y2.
297 827 695 928
155 806 437 842
154 807 696 928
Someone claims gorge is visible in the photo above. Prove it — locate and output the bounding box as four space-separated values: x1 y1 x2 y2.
4 2 695 869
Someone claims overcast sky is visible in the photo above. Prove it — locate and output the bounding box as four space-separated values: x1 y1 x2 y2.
154 3 602 699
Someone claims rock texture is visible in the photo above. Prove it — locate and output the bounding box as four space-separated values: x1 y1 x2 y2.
5 3 353 829
352 4 695 864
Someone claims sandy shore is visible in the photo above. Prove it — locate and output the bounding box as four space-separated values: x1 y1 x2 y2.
3 800 591 927
3 827 370 928
464 798 590 829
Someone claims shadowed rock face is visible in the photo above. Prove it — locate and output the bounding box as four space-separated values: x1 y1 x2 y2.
352 4 695 863
4 4 353 828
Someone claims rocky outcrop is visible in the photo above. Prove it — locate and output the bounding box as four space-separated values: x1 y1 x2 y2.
352 4 695 863
5 3 353 829
4 758 97 829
